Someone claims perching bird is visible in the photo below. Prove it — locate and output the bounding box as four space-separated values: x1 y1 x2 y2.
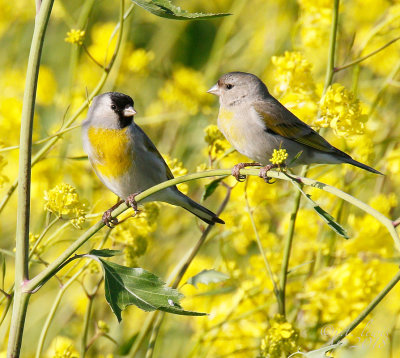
207 72 382 181
82 92 224 227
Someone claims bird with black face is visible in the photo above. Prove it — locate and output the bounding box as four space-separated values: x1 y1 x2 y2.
82 92 224 227
207 72 382 181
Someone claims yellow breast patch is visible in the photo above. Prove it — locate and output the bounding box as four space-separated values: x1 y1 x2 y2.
87 127 133 179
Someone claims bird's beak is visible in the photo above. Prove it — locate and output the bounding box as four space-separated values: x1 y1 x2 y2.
207 83 221 96
123 106 137 117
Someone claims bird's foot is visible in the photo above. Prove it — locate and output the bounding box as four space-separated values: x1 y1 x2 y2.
125 192 140 214
232 162 262 182
102 198 124 228
259 164 281 184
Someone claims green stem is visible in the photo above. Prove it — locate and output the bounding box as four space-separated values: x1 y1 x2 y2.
35 265 87 358
244 180 280 301
81 295 94 357
23 169 400 294
7 0 54 356
332 270 400 345
323 0 340 93
35 229 111 358
144 186 232 358
278 188 301 317
334 36 400 72
0 3 134 216
29 217 59 259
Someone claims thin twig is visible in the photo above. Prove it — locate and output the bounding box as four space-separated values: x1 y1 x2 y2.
334 36 400 72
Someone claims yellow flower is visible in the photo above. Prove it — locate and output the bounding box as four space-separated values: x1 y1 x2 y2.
203 124 230 159
297 0 332 47
64 29 85 45
45 336 78 358
260 315 299 358
270 148 288 165
271 51 316 97
162 154 189 194
318 83 367 136
44 184 86 228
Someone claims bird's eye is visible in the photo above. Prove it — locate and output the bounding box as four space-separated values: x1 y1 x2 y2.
111 104 116 110
226 84 234 90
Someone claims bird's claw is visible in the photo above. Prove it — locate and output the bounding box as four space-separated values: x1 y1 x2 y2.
125 192 140 214
232 165 247 182
102 210 119 228
232 162 261 182
259 164 278 184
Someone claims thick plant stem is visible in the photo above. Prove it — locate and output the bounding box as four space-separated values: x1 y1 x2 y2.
332 270 400 344
278 189 302 317
7 0 54 356
323 0 340 92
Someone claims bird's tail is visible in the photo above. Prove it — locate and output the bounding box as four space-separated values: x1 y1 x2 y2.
345 157 383 175
174 192 224 225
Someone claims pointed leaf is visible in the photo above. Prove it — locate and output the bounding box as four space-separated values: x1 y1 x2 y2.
187 269 230 288
202 178 224 201
288 178 349 239
86 255 205 321
89 249 122 257
131 0 230 20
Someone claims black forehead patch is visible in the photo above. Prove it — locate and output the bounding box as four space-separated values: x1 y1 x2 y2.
109 92 134 109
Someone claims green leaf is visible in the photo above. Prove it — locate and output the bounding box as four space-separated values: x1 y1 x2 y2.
86 255 205 321
187 269 230 288
131 0 231 20
89 249 122 257
202 178 224 201
288 177 349 239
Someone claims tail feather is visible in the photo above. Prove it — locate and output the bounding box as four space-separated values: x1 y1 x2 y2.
345 157 383 175
177 193 224 225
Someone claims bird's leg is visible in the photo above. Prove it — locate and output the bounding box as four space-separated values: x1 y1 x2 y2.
102 199 124 228
125 192 141 214
259 164 283 184
232 162 262 182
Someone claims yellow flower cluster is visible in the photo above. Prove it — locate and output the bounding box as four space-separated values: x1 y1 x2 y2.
260 315 299 358
270 148 288 165
297 0 332 47
317 83 367 137
112 202 159 266
302 257 396 332
44 184 86 228
64 29 85 45
204 124 230 159
158 67 211 115
271 51 316 96
162 154 189 194
271 51 318 124
45 336 78 358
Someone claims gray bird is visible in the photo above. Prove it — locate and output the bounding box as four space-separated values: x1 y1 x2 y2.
207 72 382 181
82 92 224 227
